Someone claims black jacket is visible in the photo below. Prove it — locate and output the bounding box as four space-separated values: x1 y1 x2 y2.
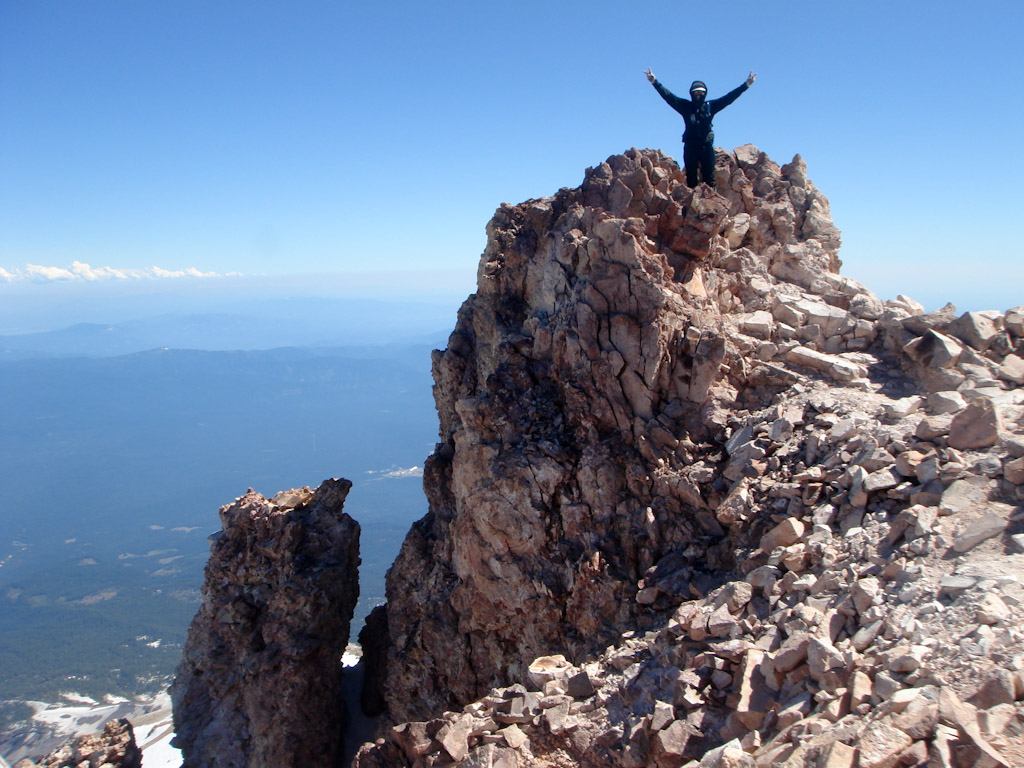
651 79 749 144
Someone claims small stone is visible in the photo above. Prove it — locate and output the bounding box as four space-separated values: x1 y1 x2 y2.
565 670 595 699
527 655 572 689
705 603 739 638
997 353 1024 384
542 699 571 734
915 414 952 440
774 632 811 673
438 714 473 762
903 330 962 368
741 310 774 339
927 390 967 415
895 449 927 477
760 518 806 552
1004 456 1024 485
872 671 901 702
855 720 913 768
649 700 675 732
500 724 529 750
882 396 923 420
976 593 1010 625
734 649 772 728
852 620 883 652
948 397 1000 450
970 670 1017 709
938 574 978 596
849 670 873 709
786 345 867 382
654 720 696 765
852 577 880 614
817 740 856 768
953 513 1008 552
863 467 901 493
949 311 999 351
939 476 992 516
697 738 754 768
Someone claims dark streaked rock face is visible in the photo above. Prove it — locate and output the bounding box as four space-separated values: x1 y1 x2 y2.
170 478 359 768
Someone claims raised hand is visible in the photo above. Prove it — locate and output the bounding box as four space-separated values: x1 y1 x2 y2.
746 70 757 86
644 67 656 83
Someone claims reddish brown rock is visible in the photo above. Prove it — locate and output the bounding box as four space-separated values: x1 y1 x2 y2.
23 719 142 768
367 148 846 724
171 478 360 768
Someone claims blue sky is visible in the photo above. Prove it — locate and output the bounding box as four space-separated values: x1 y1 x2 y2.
1 0 1022 314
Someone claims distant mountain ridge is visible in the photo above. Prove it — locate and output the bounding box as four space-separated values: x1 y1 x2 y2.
0 297 456 359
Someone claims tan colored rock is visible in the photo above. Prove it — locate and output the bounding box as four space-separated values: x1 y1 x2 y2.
761 518 806 552
971 670 1017 709
916 413 952 440
438 714 473 762
927 390 967 414
997 353 1024 384
953 512 1009 552
741 310 774 339
1004 455 1024 484
976 593 1011 625
734 649 772 728
527 655 572 689
855 719 913 768
654 719 697 767
786 345 867 382
949 311 1000 351
939 476 993 516
851 576 880 614
903 330 963 368
938 686 1012 768
816 740 855 768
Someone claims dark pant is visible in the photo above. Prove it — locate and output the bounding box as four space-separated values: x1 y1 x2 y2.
683 140 717 187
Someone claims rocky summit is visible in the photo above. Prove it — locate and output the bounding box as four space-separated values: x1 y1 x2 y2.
168 146 1024 768
351 147 1024 767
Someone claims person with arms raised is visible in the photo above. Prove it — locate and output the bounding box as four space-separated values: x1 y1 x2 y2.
645 67 756 188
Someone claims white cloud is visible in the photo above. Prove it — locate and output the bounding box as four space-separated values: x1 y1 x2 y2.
25 264 76 280
1 262 234 283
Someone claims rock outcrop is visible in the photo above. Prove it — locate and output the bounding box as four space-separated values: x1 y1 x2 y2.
353 147 1024 767
367 146 848 723
171 478 360 768
13 719 142 768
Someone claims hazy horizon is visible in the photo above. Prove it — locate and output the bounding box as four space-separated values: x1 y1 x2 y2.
3 1 1021 322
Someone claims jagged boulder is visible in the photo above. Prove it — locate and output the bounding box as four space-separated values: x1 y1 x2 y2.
171 478 360 768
